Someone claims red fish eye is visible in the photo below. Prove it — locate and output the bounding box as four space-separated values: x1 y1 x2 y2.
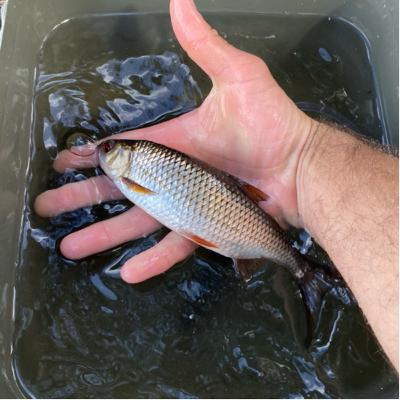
101 140 115 153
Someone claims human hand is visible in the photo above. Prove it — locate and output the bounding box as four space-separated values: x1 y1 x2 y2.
35 0 317 283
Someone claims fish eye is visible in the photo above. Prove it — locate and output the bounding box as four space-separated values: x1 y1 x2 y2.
101 140 115 153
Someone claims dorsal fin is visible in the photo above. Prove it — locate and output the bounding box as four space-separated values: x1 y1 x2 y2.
239 182 268 203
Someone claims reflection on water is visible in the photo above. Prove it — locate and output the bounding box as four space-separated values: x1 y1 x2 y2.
13 13 397 399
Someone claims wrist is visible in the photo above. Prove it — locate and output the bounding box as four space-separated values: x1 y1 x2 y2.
296 121 352 242
260 112 320 228
295 121 372 247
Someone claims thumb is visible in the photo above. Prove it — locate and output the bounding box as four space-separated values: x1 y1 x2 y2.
170 0 270 84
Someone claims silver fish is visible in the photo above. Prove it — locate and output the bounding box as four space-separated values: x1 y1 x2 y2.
98 140 307 274
98 139 330 338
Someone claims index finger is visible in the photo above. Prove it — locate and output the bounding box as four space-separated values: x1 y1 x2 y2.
53 149 99 173
53 108 200 173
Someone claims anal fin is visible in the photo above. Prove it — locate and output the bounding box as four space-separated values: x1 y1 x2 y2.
234 259 267 282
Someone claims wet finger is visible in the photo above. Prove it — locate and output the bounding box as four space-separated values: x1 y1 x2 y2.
120 231 197 283
170 0 269 84
53 149 99 173
102 110 202 157
60 207 162 259
99 111 243 176
34 175 123 217
54 111 198 174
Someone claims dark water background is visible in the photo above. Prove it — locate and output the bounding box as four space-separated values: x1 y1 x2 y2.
13 13 398 398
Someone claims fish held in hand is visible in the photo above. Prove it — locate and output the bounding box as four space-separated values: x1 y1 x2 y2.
98 140 300 271
98 139 331 341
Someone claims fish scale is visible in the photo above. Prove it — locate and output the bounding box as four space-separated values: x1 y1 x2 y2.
98 140 306 280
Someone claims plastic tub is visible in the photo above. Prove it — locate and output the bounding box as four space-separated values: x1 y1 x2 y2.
0 0 398 397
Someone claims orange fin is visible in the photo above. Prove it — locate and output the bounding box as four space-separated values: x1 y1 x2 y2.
185 233 219 249
239 182 268 203
121 177 155 195
234 259 267 282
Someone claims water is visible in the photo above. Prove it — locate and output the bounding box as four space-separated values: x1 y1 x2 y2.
13 13 398 398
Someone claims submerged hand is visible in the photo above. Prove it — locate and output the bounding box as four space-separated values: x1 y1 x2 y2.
35 0 316 283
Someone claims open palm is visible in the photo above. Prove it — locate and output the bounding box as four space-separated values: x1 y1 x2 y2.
35 0 315 283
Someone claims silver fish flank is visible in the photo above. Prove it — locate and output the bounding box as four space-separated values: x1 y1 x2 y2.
98 139 306 280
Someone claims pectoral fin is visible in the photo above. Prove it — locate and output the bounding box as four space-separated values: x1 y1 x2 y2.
121 177 155 195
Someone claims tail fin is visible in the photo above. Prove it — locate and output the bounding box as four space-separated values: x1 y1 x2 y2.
298 266 333 347
235 257 337 347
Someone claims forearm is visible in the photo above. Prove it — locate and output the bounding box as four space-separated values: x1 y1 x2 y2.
297 122 399 369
